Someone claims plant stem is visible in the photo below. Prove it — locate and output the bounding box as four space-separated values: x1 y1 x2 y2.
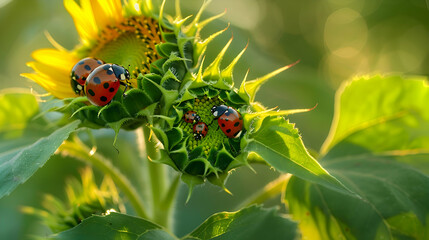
235 174 291 210
141 125 170 227
160 174 181 228
59 137 149 219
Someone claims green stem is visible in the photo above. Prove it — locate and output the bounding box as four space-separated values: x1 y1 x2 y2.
60 137 149 219
235 174 291 210
160 174 181 228
141 125 170 227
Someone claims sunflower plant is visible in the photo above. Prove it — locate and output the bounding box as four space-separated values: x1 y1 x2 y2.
1 0 429 239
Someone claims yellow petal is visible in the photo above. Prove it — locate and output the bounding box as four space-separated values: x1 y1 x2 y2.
26 62 71 88
31 48 79 73
91 0 123 30
21 73 76 99
64 0 98 43
90 0 111 29
104 0 123 22
24 48 79 99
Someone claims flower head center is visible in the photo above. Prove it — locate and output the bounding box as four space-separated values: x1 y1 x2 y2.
85 16 162 78
181 96 227 155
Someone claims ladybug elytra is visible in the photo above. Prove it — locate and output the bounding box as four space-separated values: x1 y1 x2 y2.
85 64 131 107
193 122 208 140
184 110 201 123
70 57 104 95
211 105 243 138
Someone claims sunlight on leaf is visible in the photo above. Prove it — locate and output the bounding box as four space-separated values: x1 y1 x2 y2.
287 75 429 240
286 153 429 240
182 205 298 240
48 212 176 240
0 92 39 138
321 75 429 157
245 116 352 195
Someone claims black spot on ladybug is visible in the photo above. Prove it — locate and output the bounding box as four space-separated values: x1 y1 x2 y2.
100 96 108 102
226 129 231 133
88 89 95 96
103 65 111 70
93 77 101 84
78 60 85 65
82 77 86 80
84 65 91 71
221 123 225 127
103 83 109 89
106 69 114 75
234 122 240 127
225 111 230 116
109 87 115 92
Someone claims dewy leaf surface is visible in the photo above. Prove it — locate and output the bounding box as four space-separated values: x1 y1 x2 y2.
0 92 80 199
182 205 298 240
286 75 429 240
49 212 177 240
245 116 351 195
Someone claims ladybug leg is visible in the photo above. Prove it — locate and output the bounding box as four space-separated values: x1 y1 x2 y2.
120 81 131 95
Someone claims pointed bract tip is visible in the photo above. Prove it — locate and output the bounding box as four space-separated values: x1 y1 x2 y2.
223 186 233 195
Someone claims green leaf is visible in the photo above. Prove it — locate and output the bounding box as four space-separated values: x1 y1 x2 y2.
245 116 351 194
182 205 298 240
0 120 79 198
321 75 429 156
286 75 429 240
0 92 39 138
49 212 177 240
286 152 429 240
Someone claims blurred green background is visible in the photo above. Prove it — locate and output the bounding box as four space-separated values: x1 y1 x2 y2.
0 0 428 239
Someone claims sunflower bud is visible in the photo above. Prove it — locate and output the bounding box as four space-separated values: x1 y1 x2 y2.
24 0 308 193
21 168 124 233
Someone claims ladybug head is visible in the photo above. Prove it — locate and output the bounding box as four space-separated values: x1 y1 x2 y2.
211 105 228 118
193 132 203 140
111 64 130 81
211 105 219 117
194 114 201 123
124 69 130 80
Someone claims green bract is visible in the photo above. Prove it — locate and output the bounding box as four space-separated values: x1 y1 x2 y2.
22 168 123 233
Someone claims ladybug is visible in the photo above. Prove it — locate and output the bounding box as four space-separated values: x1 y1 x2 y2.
193 122 208 140
85 64 131 106
70 57 104 95
183 110 201 123
211 105 243 138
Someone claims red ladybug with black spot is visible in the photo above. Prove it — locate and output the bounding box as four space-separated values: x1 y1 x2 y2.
70 57 104 95
193 122 208 140
183 110 201 123
211 105 243 138
85 63 131 106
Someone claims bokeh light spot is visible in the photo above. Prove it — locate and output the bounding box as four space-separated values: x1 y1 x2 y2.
324 8 367 58
0 0 12 8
